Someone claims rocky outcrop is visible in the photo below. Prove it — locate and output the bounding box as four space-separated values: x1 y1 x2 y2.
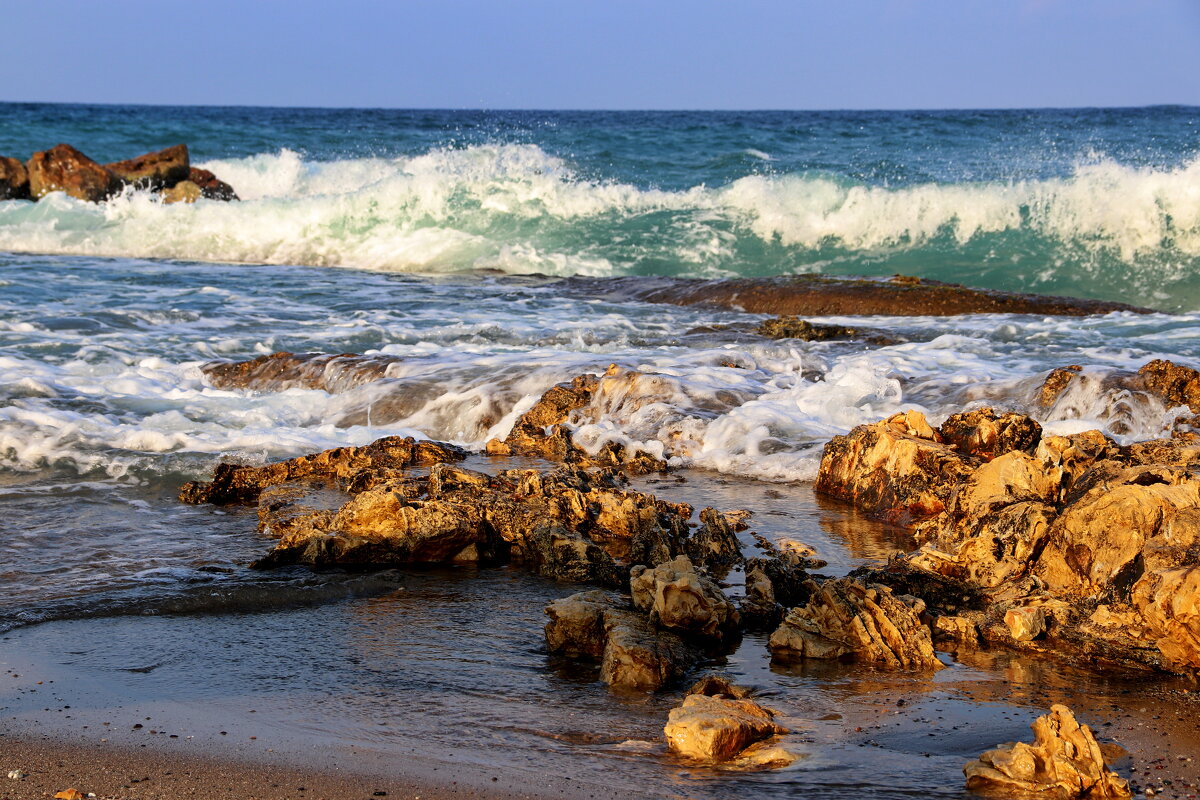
104 144 190 190
664 693 788 764
755 315 898 345
814 410 978 525
27 144 122 202
0 156 29 199
820 389 1200 674
768 576 941 669
186 167 239 201
485 367 667 473
1037 359 1200 418
179 436 466 505
630 555 738 639
964 704 1130 799
201 351 403 393
7 143 236 203
544 591 701 691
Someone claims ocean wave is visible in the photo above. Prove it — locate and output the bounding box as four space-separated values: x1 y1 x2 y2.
0 144 1198 303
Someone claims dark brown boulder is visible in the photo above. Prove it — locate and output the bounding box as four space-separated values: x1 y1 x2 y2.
187 167 238 201
105 144 190 190
0 156 30 200
26 144 122 202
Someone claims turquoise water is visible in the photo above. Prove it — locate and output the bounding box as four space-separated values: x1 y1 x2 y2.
1 103 1199 309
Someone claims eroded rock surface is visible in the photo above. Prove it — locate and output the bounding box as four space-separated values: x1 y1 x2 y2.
664 693 788 764
768 576 941 670
630 555 738 639
27 144 122 202
105 144 190 189
755 315 898 345
201 351 403 393
544 590 701 691
964 704 1130 799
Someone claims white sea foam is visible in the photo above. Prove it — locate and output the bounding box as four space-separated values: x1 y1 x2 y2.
0 145 1198 286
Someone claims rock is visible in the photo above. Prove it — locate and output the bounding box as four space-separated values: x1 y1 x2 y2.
664 693 788 764
1005 606 1048 641
485 369 666 473
938 407 1042 462
201 351 402 393
963 704 1131 799
768 576 941 669
27 144 122 202
179 436 467 505
544 591 701 691
1138 359 1200 413
1037 365 1084 407
162 180 202 204
740 554 813 629
105 143 189 189
54 790 86 800
686 674 753 699
682 507 743 577
814 410 978 525
932 614 981 646
1132 566 1200 671
755 315 898 345
0 156 30 200
6 769 26 779
629 555 738 639
187 167 238 200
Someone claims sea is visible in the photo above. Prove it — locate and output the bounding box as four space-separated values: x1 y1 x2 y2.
1 104 1199 798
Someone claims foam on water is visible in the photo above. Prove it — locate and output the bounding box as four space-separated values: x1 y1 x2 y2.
2 145 1200 307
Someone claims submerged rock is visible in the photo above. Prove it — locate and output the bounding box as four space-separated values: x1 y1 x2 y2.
0 156 30 199
754 315 898 345
964 704 1130 799
27 144 122 202
664 693 788 764
201 351 403 393
768 576 941 670
544 590 701 691
104 144 190 190
186 166 239 200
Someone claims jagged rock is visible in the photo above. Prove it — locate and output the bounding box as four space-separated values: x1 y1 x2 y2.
0 156 30 200
27 144 122 202
815 410 978 525
104 144 190 190
740 553 813 629
630 555 738 639
755 315 898 345
664 693 788 764
1132 566 1200 671
768 576 941 669
1038 365 1084 407
179 436 467 505
1138 359 1200 413
514 523 624 586
544 591 701 691
485 368 667 473
933 614 981 646
939 407 1042 462
683 507 743 577
187 167 238 200
963 704 1130 799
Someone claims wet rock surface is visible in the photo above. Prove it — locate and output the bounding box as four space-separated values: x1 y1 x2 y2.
104 143 190 190
664 693 788 764
544 590 702 691
0 155 30 199
818 373 1200 674
630 555 738 639
27 144 122 202
964 704 1131 799
754 315 899 345
201 351 404 393
768 576 941 669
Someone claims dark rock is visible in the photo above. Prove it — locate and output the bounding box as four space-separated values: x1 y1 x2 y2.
187 167 238 201
104 144 189 190
0 156 30 200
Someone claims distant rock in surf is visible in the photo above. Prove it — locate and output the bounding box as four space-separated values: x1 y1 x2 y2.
0 143 238 203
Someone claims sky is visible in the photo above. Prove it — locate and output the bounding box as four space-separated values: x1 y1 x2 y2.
3 0 1199 110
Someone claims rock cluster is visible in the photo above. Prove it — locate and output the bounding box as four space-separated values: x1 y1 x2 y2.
815 364 1200 674
964 704 1131 799
0 143 236 203
183 437 741 586
485 365 668 473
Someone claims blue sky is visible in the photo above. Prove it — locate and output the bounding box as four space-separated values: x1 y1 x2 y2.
4 0 1199 109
